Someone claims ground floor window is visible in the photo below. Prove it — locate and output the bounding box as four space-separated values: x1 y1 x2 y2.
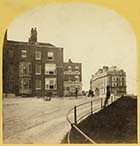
64 84 82 96
64 85 81 92
70 86 76 92
65 87 70 91
35 80 41 90
45 78 57 90
19 78 31 90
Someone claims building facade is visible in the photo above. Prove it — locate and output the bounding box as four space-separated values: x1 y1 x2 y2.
3 28 64 97
90 66 126 96
64 59 82 96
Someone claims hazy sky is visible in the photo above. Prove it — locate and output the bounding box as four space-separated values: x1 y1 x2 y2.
7 2 137 94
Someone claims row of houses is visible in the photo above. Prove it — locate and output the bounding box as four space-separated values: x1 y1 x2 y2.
3 28 82 97
3 27 127 97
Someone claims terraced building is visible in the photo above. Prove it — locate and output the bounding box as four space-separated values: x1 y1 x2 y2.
90 66 126 97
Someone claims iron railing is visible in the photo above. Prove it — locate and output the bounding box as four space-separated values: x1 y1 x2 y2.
66 95 120 143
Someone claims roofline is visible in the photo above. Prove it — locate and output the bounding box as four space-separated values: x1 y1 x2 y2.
5 40 62 49
64 62 82 65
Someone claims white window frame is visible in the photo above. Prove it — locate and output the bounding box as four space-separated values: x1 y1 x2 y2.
68 66 72 72
45 78 57 90
75 66 79 72
35 50 41 60
47 52 54 60
21 50 27 58
75 76 80 81
45 64 56 75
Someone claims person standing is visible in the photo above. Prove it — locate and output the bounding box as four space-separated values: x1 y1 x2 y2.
75 87 78 98
88 89 94 97
104 86 111 108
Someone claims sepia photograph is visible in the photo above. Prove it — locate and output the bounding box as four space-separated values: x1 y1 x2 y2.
1 1 138 144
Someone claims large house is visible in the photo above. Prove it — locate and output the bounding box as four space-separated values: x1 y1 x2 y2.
90 66 126 96
3 28 82 97
3 28 64 97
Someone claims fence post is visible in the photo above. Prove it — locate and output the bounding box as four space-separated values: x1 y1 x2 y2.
74 106 77 124
113 95 115 102
91 101 93 114
111 96 113 103
101 98 103 109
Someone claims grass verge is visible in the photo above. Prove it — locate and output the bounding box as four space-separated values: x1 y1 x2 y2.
62 96 137 144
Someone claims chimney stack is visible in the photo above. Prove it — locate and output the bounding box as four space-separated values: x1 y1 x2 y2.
28 27 37 44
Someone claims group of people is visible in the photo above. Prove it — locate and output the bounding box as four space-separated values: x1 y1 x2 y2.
87 86 111 108
45 86 111 108
88 89 95 97
80 86 111 108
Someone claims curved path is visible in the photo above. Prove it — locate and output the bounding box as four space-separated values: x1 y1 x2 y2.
3 96 100 144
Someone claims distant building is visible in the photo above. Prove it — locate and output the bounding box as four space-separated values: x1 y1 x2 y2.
90 66 126 96
3 28 64 97
64 59 82 96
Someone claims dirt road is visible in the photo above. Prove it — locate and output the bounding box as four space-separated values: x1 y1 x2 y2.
3 96 100 144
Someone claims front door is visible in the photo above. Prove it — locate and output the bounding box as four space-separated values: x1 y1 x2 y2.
19 78 32 95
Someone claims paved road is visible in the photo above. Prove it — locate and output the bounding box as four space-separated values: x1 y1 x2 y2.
3 96 101 144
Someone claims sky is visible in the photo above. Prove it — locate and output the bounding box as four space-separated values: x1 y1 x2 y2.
7 2 137 94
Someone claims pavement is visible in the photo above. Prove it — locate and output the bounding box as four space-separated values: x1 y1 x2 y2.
3 96 100 144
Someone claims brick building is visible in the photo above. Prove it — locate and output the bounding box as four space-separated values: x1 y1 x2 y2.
90 66 126 97
64 59 82 96
3 28 64 97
